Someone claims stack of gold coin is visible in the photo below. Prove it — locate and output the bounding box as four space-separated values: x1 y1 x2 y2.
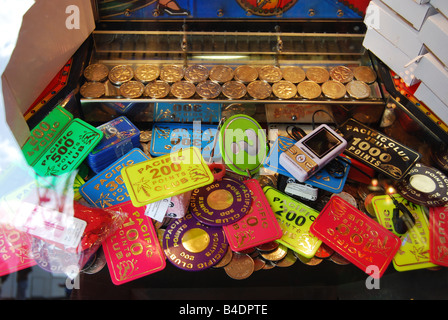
305 66 329 83
353 66 377 84
346 80 371 99
247 80 272 99
210 65 234 83
222 81 247 99
119 80 145 98
145 80 171 98
329 65 354 84
108 65 134 86
80 82 106 99
134 64 160 84
281 66 306 83
321 80 346 99
259 65 283 83
83 63 109 82
272 80 297 99
171 81 196 99
234 65 258 83
160 65 184 83
185 65 209 83
297 80 322 99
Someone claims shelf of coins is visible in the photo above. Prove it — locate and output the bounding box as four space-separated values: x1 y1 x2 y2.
80 63 384 105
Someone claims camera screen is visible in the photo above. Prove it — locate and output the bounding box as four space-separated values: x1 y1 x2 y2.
302 127 342 159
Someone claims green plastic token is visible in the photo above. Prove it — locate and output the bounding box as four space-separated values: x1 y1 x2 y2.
219 114 267 176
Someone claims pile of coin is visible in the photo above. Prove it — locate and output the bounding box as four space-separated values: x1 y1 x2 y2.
80 63 377 101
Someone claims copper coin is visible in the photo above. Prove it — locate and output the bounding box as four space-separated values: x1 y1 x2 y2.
213 247 234 268
119 80 145 98
185 65 209 83
134 64 160 83
210 65 234 83
353 66 377 84
80 82 105 98
145 80 170 98
256 241 279 252
170 81 196 99
234 65 258 83
160 65 184 83
108 65 134 85
247 80 272 99
330 252 351 265
305 67 329 83
321 80 346 99
282 66 306 83
196 80 221 99
253 256 266 271
329 66 354 83
260 243 288 261
297 254 323 266
297 80 321 99
272 80 297 99
224 253 254 280
259 65 283 83
83 63 109 82
346 80 371 99
275 249 297 267
222 81 247 99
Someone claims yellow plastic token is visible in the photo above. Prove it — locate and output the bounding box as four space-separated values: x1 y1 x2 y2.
263 186 321 258
121 147 214 207
372 194 437 271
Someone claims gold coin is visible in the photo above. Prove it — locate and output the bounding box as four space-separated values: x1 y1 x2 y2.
119 80 145 98
160 65 184 82
222 81 247 99
329 66 354 83
353 66 377 84
234 65 258 83
184 65 209 83
305 66 329 83
134 64 160 83
346 80 371 99
209 65 234 83
259 65 283 83
247 80 272 99
139 130 152 143
83 63 109 82
144 80 170 98
296 253 323 266
321 80 346 99
281 66 306 83
260 243 288 261
196 80 221 99
108 65 134 85
297 80 322 99
224 253 254 280
272 80 297 99
171 81 196 99
80 82 105 98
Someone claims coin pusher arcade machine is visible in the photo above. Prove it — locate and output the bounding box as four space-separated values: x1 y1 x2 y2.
2 0 448 300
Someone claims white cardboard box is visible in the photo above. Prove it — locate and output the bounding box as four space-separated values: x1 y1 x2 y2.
365 0 425 58
430 0 448 18
380 0 437 30
414 82 448 125
363 28 422 86
414 53 448 105
419 13 448 68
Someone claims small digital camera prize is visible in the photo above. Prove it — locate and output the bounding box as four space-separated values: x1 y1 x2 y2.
279 124 347 182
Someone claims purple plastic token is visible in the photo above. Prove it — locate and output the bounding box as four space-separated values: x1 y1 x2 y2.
162 214 228 271
189 177 252 226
